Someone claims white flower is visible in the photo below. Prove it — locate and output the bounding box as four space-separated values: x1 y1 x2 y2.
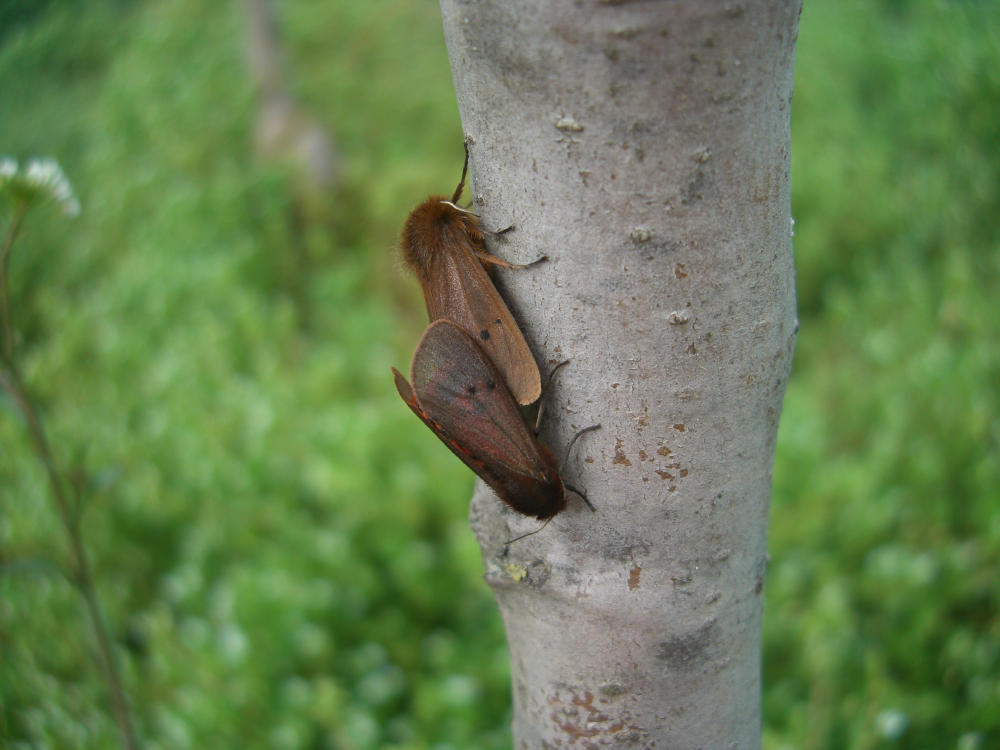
23 157 80 217
0 155 80 217
0 156 16 182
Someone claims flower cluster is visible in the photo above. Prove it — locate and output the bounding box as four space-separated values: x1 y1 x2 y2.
0 155 80 217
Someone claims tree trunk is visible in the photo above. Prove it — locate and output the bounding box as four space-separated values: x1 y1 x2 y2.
438 1 801 747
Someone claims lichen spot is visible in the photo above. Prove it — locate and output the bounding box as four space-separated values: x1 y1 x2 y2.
503 563 527 582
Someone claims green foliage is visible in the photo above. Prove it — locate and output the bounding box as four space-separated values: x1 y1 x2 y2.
765 1 1000 748
1 1 501 748
0 0 997 748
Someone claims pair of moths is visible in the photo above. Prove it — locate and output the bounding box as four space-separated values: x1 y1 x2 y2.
392 149 595 521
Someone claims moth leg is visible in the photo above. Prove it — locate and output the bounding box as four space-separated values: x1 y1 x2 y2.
534 359 570 434
561 424 601 467
564 483 597 512
475 249 548 271
503 516 554 549
481 224 515 238
560 424 602 511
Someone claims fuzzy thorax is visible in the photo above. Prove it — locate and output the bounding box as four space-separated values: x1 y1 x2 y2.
401 196 485 281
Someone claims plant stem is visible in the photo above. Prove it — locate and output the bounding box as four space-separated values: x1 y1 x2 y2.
0 210 139 748
0 365 139 750
0 199 28 360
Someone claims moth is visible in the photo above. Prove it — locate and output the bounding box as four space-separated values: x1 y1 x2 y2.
400 148 542 405
393 319 596 521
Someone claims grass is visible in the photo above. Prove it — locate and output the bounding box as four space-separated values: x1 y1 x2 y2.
1 0 997 748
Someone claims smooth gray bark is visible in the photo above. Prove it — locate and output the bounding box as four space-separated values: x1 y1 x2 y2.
439 1 800 747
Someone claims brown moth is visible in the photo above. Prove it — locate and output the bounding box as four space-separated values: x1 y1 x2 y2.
400 147 542 405
393 320 597 520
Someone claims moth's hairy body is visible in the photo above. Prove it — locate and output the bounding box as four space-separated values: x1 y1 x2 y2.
399 156 542 405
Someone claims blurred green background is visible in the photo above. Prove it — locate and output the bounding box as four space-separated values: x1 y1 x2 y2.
0 0 997 748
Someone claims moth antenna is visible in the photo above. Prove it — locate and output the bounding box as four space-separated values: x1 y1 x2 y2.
439 200 479 217
452 141 471 203
504 516 554 548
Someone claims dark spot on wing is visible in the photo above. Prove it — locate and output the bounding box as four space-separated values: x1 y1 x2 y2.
467 384 476 395
480 329 490 340
487 379 496 391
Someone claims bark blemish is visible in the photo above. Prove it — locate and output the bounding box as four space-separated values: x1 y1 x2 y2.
524 559 552 589
755 554 770 594
681 167 708 203
613 439 632 466
600 532 651 563
553 114 584 132
504 562 528 582
655 617 719 670
630 226 654 243
725 4 747 19
609 25 640 40
628 565 641 590
599 682 629 698
547 685 645 744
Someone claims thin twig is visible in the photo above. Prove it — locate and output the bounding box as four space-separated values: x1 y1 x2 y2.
0 207 139 749
0 199 28 360
0 365 139 750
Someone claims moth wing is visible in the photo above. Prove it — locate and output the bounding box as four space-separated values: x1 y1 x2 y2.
420 232 542 405
394 363 491 480
408 320 549 483
393 367 430 424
